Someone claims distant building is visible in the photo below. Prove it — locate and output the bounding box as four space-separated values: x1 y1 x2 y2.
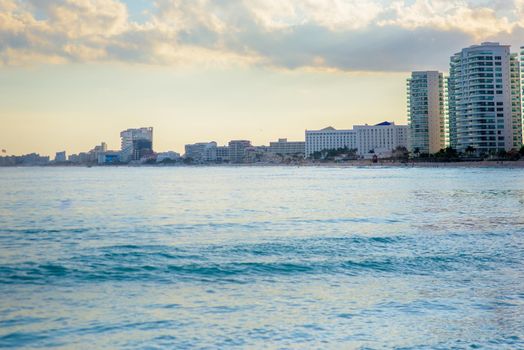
353 122 409 158
306 122 408 159
269 138 305 156
89 142 107 162
407 71 447 154
120 127 153 162
228 140 252 163
305 127 356 157
98 151 120 164
216 146 230 162
0 153 49 166
448 42 523 153
156 151 181 163
68 152 90 163
244 146 269 163
55 151 67 162
184 142 217 162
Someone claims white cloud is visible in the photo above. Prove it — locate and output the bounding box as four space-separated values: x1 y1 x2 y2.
0 0 523 70
382 0 513 38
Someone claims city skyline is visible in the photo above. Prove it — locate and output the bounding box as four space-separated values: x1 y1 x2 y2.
1 0 524 156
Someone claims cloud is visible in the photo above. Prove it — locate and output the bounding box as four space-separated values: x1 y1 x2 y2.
0 0 523 71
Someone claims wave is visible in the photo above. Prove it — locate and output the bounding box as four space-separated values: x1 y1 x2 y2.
0 250 516 285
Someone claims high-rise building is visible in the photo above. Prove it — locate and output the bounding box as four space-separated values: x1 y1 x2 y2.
120 127 153 162
228 140 251 163
520 46 524 141
448 42 523 154
184 142 217 162
407 71 447 154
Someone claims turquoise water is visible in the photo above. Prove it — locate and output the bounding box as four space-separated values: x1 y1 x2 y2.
0 167 523 349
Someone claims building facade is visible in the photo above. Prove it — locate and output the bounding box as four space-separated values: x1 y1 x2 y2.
269 138 305 155
156 151 181 163
228 140 252 163
448 42 522 154
216 146 230 162
353 122 409 157
120 127 153 162
305 127 356 157
407 71 447 154
54 151 66 162
184 142 217 162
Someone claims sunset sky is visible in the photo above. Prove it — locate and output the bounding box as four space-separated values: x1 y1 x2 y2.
1 0 523 156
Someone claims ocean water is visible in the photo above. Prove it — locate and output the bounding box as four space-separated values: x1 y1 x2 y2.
0 166 523 349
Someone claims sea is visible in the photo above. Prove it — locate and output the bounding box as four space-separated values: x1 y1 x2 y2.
0 166 523 349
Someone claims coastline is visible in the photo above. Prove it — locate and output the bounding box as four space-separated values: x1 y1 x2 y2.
2 160 524 169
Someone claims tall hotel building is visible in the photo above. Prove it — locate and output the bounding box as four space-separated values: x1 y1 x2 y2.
120 127 154 162
448 42 522 153
407 71 447 154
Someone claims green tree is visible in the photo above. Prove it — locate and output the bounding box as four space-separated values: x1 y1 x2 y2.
465 145 476 155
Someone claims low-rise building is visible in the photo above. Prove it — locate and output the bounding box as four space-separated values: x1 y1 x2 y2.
55 151 67 162
305 127 356 157
0 153 50 166
306 122 408 159
216 146 230 162
97 151 121 164
354 122 409 158
68 152 90 163
228 140 252 163
269 138 305 156
184 142 217 162
156 151 181 163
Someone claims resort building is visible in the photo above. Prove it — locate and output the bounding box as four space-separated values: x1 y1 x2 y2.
184 142 217 162
354 122 409 158
268 138 305 155
305 122 408 158
120 127 153 162
448 42 523 154
228 140 252 163
407 71 447 154
305 127 356 157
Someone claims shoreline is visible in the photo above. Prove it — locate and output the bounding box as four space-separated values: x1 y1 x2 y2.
2 160 524 169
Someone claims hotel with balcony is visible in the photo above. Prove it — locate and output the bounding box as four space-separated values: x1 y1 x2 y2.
448 42 523 154
407 71 447 154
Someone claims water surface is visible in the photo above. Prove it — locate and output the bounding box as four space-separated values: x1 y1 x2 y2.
0 167 523 349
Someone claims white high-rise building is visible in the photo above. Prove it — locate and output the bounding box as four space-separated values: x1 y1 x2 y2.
120 127 153 162
407 71 447 154
448 42 522 154
305 127 356 157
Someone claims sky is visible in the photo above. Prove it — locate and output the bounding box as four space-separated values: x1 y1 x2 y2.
1 0 523 156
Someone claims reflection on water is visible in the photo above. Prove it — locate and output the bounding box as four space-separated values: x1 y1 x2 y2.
0 167 523 348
